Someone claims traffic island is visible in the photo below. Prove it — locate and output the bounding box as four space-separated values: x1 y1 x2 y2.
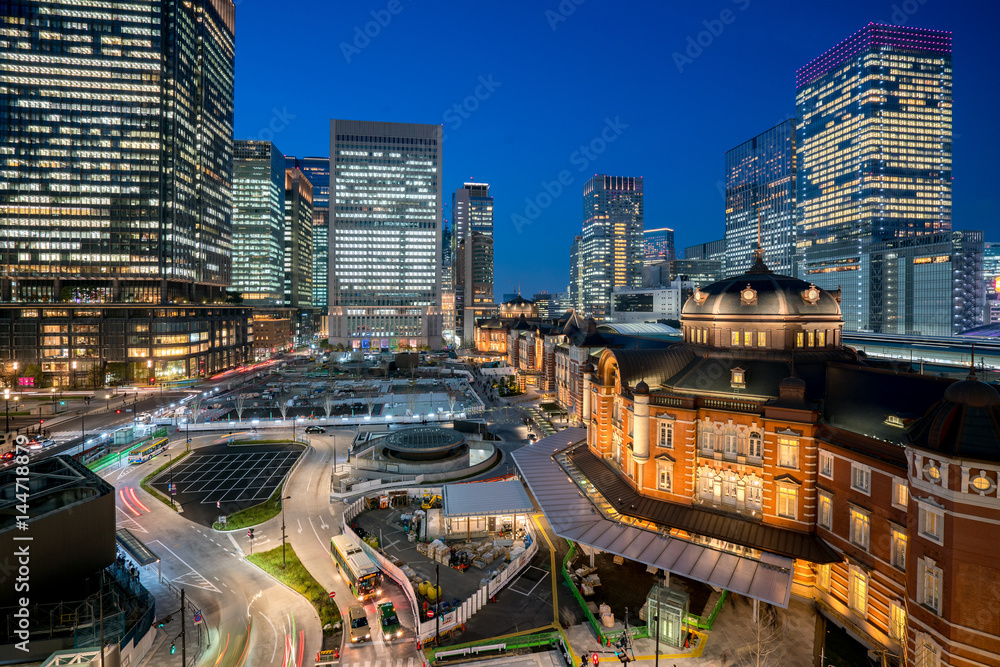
140 450 191 511
246 544 344 651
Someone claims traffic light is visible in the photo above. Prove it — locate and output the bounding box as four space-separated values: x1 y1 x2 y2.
39 419 44 425
170 642 176 655
59 400 66 405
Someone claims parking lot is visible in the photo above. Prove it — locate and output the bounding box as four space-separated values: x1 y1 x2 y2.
149 442 304 525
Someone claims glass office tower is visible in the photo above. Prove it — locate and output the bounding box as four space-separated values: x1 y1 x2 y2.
580 175 644 319
796 23 952 332
452 183 494 342
283 169 314 310
0 0 236 304
234 141 286 305
329 120 443 350
725 120 797 277
287 157 329 311
643 227 675 265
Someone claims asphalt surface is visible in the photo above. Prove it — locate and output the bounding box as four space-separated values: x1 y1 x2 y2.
149 442 304 527
104 430 321 667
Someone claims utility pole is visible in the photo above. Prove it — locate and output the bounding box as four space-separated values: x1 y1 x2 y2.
99 582 105 667
435 562 440 646
181 588 187 666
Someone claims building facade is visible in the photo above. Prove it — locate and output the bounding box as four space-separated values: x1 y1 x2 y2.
283 169 314 311
725 120 797 277
861 231 983 337
0 0 237 306
580 175 644 319
797 24 953 333
328 120 443 350
234 141 286 305
569 235 583 313
455 232 496 345
984 242 1000 325
610 285 689 324
452 182 493 243
683 239 726 263
644 227 675 265
286 157 330 312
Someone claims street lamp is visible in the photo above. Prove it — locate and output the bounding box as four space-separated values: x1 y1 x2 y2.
4 388 13 434
50 387 56 411
71 360 77 388
105 393 111 411
280 495 292 568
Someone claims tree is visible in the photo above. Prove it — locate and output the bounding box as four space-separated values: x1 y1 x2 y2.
190 397 202 425
86 361 106 389
734 601 786 667
224 290 244 304
235 394 247 422
363 392 376 418
324 393 335 419
279 399 289 421
0 362 19 388
22 364 43 390
106 362 129 387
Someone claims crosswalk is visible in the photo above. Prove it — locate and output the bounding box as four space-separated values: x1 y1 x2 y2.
334 658 418 667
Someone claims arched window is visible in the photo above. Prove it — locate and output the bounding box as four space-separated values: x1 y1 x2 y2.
698 466 715 501
748 431 762 460
722 471 738 505
700 424 716 454
724 427 738 458
745 475 763 511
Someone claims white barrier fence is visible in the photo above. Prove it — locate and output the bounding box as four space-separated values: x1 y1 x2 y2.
341 498 539 642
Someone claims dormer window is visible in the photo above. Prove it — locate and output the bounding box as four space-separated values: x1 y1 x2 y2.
731 367 746 389
885 414 905 428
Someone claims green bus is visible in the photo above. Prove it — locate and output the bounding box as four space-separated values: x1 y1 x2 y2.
331 534 382 601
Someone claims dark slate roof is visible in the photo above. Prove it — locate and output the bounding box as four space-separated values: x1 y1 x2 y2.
681 270 841 319
607 347 696 388
823 364 950 444
907 378 1000 463
570 447 840 563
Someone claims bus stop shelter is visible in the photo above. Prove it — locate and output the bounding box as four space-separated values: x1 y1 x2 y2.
116 527 161 581
441 479 535 539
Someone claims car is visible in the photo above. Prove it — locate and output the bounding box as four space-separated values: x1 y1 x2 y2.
348 605 370 643
376 602 403 640
304 425 325 434
27 440 43 450
1 451 14 460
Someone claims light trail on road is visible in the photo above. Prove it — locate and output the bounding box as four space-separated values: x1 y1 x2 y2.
119 489 141 516
127 487 151 513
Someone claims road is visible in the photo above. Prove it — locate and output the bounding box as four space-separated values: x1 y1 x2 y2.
261 427 423 665
103 432 321 667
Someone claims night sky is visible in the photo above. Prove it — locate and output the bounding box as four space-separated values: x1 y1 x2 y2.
233 0 999 300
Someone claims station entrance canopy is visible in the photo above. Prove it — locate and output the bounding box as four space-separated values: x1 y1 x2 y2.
512 428 796 608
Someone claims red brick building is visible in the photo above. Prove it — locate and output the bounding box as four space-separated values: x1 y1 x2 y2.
520 248 1000 666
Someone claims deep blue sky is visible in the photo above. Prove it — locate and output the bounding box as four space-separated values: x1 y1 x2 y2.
234 0 999 300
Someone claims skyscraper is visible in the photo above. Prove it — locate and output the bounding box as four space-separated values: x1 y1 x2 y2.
643 227 675 266
455 232 495 344
725 120 797 277
796 24 952 332
286 157 330 312
0 0 249 387
452 182 494 242
234 141 286 306
452 183 494 343
284 169 314 312
0 0 237 304
569 235 583 313
329 120 443 350
580 176 644 319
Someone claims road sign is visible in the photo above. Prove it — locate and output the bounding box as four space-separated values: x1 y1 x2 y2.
193 611 203 625
216 500 221 509
169 483 176 495
329 591 335 600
